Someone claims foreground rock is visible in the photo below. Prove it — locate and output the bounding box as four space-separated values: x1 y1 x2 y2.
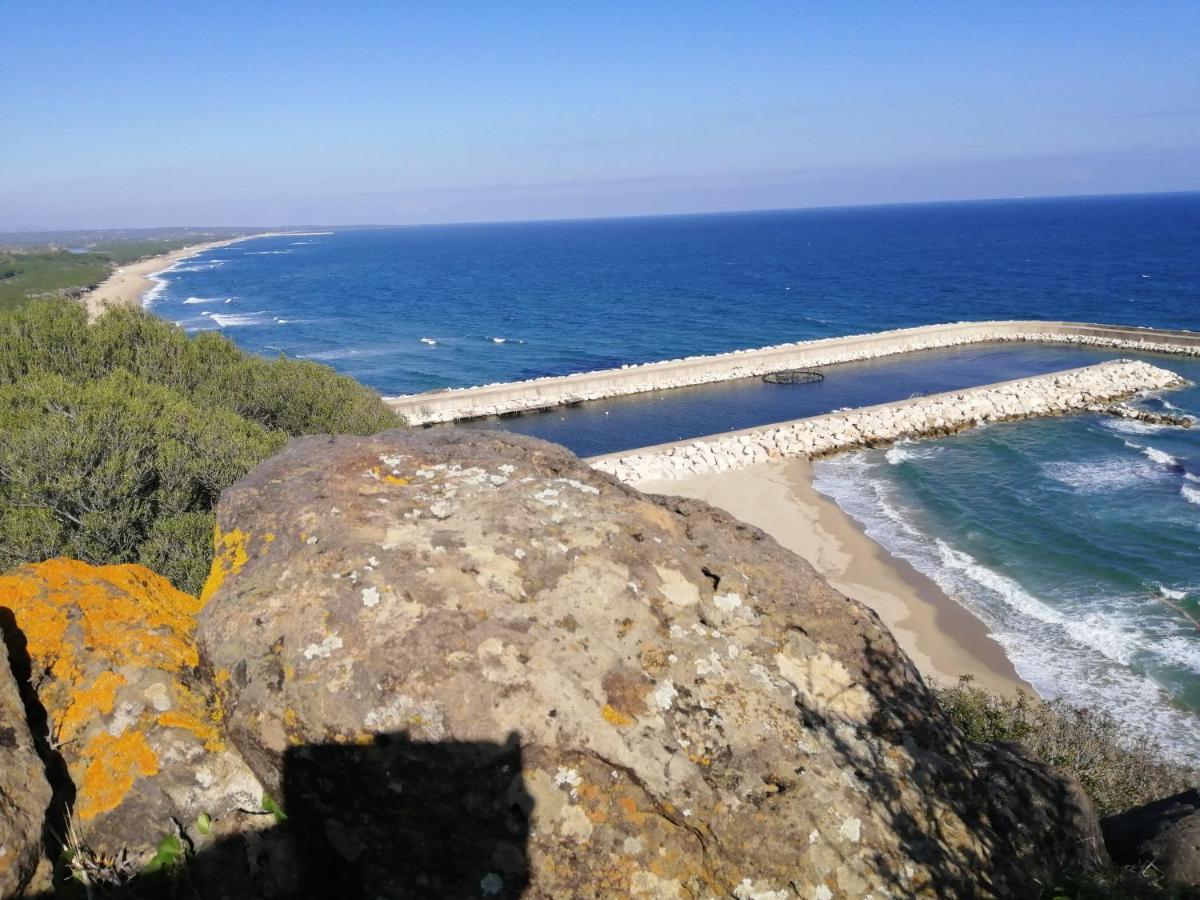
1104 789 1200 887
0 559 263 869
0 638 52 896
199 428 1104 898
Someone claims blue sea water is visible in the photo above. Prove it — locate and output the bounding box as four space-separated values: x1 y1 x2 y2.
147 193 1200 760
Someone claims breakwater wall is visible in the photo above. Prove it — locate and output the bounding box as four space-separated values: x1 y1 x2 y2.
588 360 1187 485
386 320 1200 425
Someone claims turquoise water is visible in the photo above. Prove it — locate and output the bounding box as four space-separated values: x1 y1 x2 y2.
813 364 1200 762
142 194 1200 759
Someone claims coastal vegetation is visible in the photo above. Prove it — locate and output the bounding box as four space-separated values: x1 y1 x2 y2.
0 235 240 310
935 677 1195 818
0 300 402 592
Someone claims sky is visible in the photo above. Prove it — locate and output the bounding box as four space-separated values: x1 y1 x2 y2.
2 1 1198 229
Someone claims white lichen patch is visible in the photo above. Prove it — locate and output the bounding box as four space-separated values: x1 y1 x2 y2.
553 767 583 794
734 879 790 900
533 488 560 507
428 501 453 519
654 679 678 711
378 453 407 468
480 873 504 895
813 886 834 900
513 548 526 560
553 477 600 495
498 464 516 475
361 586 380 608
364 694 446 739
302 633 344 660
713 591 743 612
839 816 862 843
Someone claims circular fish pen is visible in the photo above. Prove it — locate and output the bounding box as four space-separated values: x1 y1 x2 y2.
762 370 825 385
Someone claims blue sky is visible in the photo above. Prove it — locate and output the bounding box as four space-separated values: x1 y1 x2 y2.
2 1 1198 228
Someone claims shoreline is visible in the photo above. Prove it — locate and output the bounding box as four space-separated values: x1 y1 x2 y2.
639 457 1032 695
80 231 332 320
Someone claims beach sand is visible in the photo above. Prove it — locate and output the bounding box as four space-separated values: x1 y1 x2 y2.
638 458 1030 695
81 231 328 320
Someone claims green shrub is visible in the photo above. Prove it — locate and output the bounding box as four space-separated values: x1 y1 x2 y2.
0 300 403 593
935 678 1196 817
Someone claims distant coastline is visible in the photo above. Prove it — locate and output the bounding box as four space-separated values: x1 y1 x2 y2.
81 231 333 320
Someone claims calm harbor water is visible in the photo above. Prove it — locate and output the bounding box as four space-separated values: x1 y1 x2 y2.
146 193 1200 760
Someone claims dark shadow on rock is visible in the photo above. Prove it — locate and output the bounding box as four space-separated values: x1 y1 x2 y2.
0 607 76 879
34 731 531 899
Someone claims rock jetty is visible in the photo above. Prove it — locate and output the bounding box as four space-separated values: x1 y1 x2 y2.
591 360 1186 485
387 320 1200 424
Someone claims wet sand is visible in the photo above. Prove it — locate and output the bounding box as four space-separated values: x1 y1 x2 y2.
638 457 1031 695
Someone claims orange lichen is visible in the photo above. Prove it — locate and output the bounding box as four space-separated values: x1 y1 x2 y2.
601 704 635 726
157 683 226 752
59 671 125 743
76 730 159 820
0 559 202 680
200 526 250 604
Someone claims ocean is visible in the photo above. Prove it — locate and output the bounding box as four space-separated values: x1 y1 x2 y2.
148 193 1200 760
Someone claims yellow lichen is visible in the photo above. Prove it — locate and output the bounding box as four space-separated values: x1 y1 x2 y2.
601 704 635 726
383 474 409 486
200 526 250 605
76 730 159 820
157 683 226 752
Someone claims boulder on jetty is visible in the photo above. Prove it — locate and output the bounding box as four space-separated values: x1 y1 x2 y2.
0 637 52 896
0 560 263 869
197 428 1104 898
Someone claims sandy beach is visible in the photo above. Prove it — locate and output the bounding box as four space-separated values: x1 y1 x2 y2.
80 231 330 320
639 458 1031 695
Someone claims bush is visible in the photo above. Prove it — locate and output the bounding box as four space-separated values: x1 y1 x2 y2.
935 678 1197 817
0 301 403 593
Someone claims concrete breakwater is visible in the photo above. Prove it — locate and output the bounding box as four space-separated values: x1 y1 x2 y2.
387 320 1200 425
589 360 1188 485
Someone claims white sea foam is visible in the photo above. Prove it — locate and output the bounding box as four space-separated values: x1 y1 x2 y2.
885 441 943 465
1159 584 1190 602
811 453 1200 763
1182 484 1200 506
1041 458 1166 492
209 312 268 328
1101 418 1171 436
183 296 232 305
420 337 438 346
248 249 293 255
1142 446 1182 469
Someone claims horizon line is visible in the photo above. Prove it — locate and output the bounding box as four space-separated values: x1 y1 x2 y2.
5 187 1198 238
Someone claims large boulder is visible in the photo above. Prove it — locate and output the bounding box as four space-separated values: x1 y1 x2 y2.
974 741 1110 880
0 559 264 869
1104 789 1200 887
198 429 1100 898
0 635 52 896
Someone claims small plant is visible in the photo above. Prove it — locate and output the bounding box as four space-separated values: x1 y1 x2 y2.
935 677 1196 818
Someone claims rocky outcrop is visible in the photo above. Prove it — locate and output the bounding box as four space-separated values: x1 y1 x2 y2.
1103 789 1200 887
975 741 1110 881
198 428 1105 898
0 637 52 897
0 559 263 869
387 320 1200 424
592 360 1186 484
